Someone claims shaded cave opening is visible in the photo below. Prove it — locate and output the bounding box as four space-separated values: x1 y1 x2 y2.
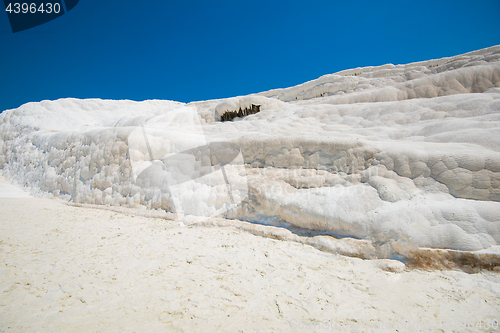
220 104 261 122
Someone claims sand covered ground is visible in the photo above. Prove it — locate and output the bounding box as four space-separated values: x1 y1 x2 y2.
1 176 500 333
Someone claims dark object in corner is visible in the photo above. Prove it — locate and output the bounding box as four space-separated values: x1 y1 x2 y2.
221 104 261 122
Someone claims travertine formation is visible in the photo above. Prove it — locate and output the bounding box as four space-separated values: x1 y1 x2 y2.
1 45 500 255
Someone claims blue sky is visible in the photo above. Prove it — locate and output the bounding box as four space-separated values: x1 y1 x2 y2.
1 0 499 112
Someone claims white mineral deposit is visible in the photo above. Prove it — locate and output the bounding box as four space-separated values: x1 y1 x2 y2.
1 46 500 332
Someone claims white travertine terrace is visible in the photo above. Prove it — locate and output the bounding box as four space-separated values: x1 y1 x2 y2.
1 45 500 256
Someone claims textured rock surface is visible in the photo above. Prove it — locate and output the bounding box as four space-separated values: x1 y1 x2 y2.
1 45 500 254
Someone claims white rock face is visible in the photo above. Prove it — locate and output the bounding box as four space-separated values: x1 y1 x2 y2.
1 45 500 255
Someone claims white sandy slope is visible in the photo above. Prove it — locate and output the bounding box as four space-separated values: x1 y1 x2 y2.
1 46 500 259
1 176 500 333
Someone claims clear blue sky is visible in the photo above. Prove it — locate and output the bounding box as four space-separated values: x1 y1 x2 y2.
1 0 499 112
